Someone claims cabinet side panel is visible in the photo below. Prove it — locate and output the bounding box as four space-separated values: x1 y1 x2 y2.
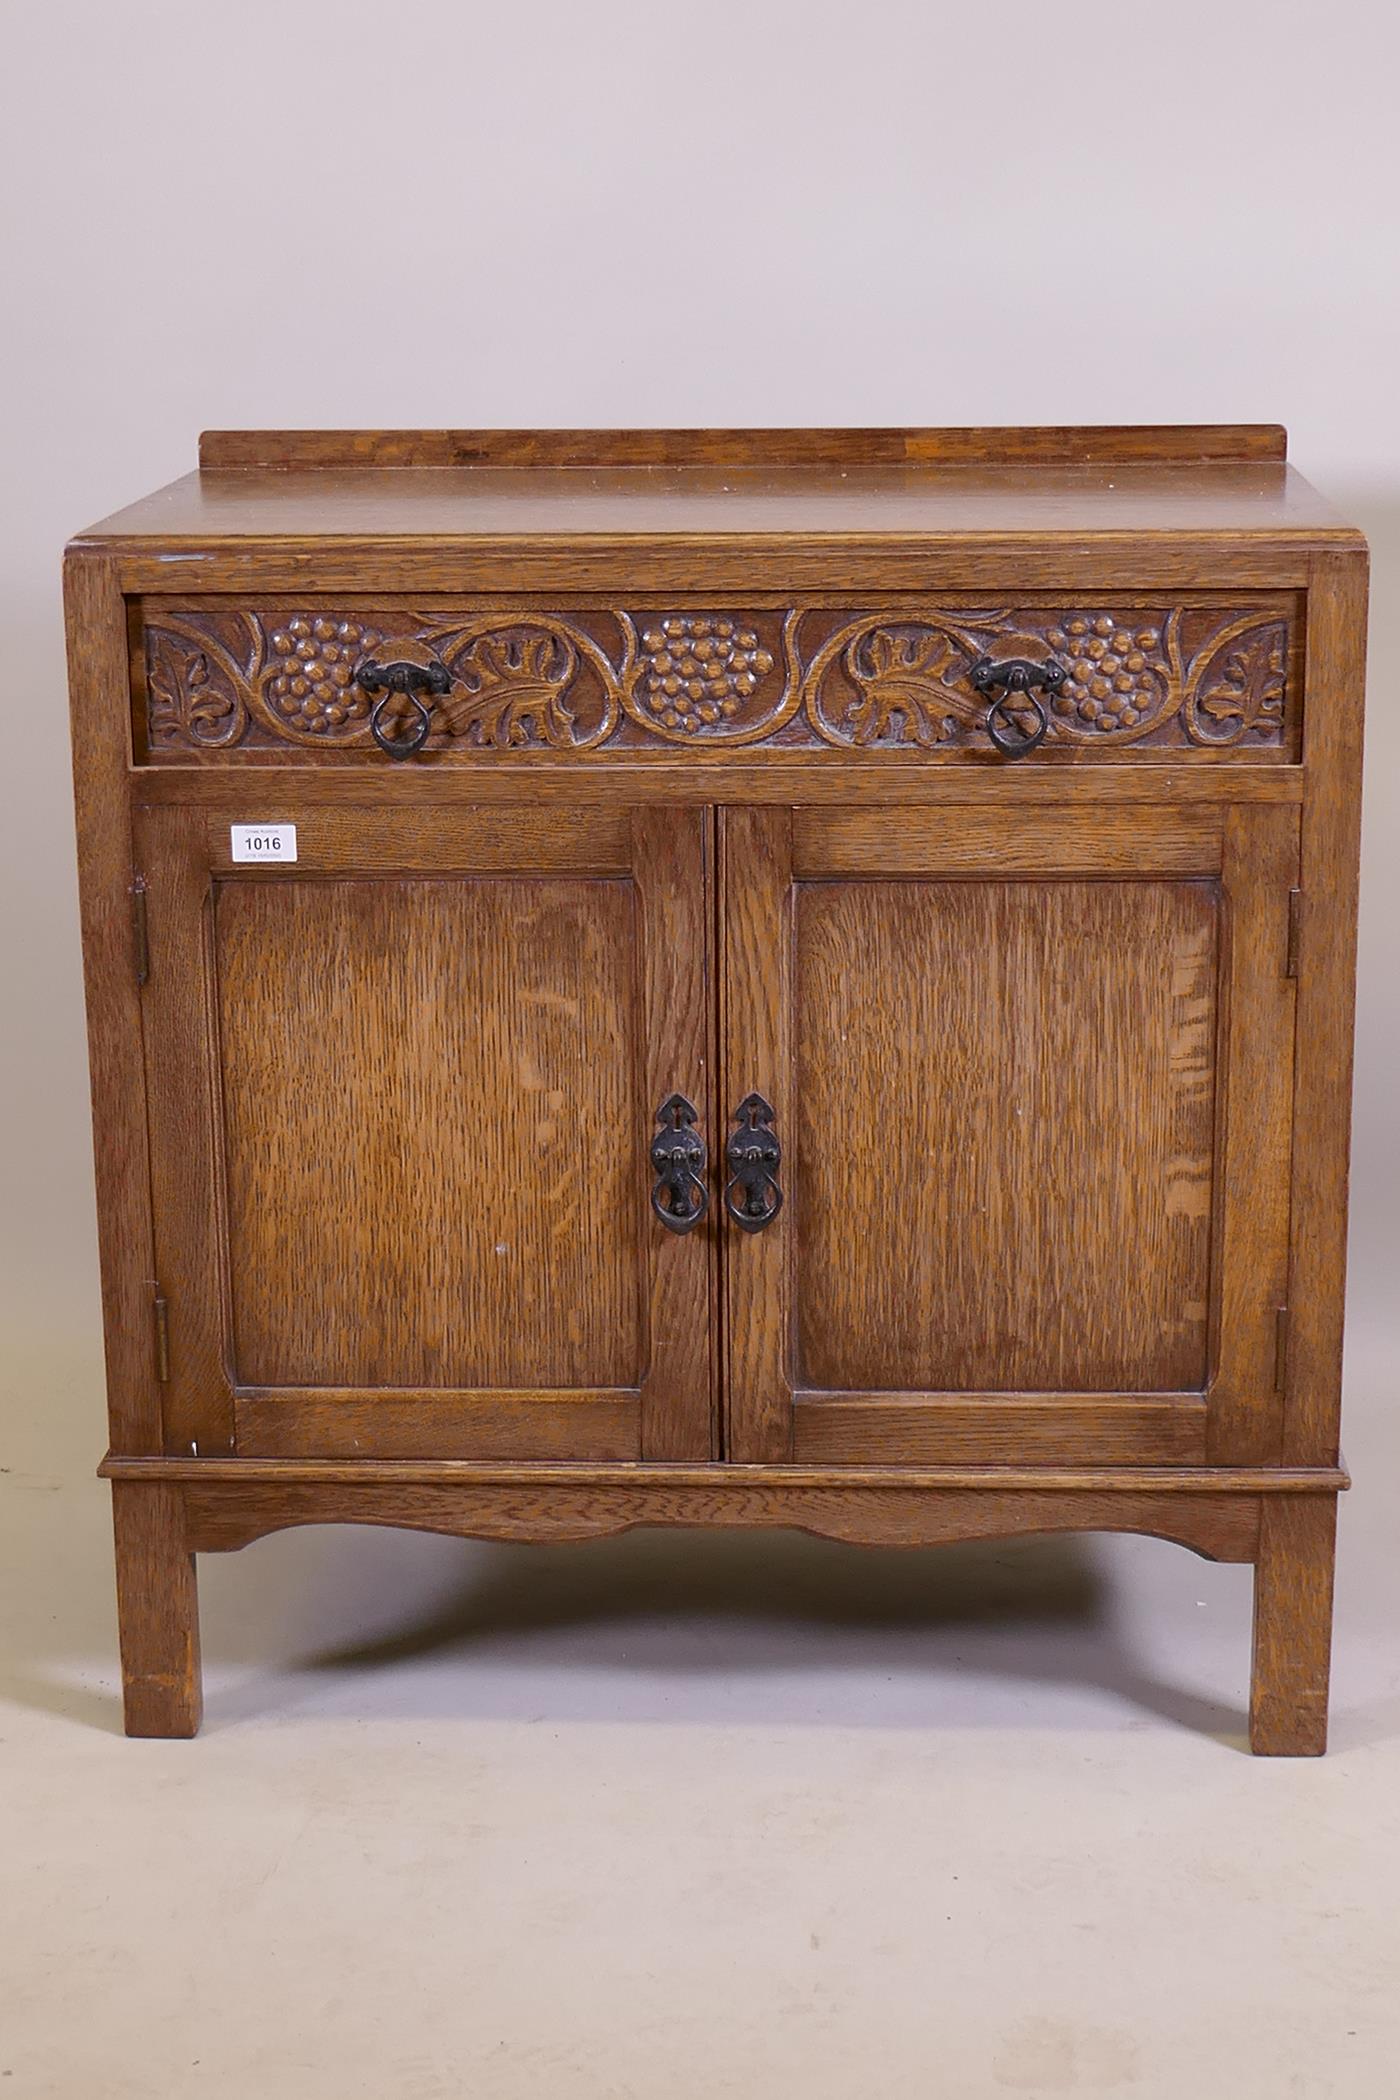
1205 804 1301 1462
1285 550 1369 1463
65 552 159 1452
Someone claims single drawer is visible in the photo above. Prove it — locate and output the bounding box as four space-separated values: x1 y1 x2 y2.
137 596 1300 763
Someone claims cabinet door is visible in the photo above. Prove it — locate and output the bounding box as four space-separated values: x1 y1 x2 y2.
136 803 713 1461
721 803 1299 1466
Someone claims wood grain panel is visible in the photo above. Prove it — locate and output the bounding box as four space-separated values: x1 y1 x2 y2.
137 764 1307 813
65 552 162 1453
793 877 1220 1395
111 1482 201 1737
234 1391 637 1461
792 1395 1206 1465
102 1455 1350 1495
633 809 716 1458
199 426 1290 471
215 874 641 1391
112 544 1327 600
1284 550 1369 1462
1250 1494 1338 1754
720 808 794 1461
135 807 236 1456
794 805 1224 877
202 806 631 873
1206 804 1300 1461
177 1477 1262 1565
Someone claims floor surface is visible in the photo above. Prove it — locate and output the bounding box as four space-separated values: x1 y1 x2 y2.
3 1322 1399 2100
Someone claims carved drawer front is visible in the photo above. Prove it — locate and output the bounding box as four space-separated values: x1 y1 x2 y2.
138 598 1300 763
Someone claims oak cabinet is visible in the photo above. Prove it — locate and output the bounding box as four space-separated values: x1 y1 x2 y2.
66 426 1366 1750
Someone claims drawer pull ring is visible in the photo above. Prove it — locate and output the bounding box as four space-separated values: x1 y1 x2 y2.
968 653 1068 757
650 1093 709 1233
355 658 451 759
724 1093 783 1234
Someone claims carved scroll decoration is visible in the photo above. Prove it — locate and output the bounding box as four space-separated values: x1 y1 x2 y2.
142 604 1294 757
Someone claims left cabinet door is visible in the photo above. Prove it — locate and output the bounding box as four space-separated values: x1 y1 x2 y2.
134 802 715 1461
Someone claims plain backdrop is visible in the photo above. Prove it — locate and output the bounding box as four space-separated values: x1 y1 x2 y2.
2 4 1399 2097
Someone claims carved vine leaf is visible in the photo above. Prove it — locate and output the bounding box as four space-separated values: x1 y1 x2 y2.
437 629 580 748
840 627 971 746
1186 626 1287 745
146 631 247 748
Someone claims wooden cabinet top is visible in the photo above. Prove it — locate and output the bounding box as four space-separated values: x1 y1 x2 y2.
72 426 1362 550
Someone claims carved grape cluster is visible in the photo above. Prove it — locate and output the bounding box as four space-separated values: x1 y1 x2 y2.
1047 614 1166 732
637 616 774 732
262 616 381 733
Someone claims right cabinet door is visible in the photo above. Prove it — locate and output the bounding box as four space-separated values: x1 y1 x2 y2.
721 802 1300 1467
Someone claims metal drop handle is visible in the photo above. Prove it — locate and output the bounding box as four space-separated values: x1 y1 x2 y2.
724 1093 783 1233
354 658 451 759
968 653 1068 757
650 1094 709 1234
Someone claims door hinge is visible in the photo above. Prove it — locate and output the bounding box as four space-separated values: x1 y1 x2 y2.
1274 1306 1289 1393
152 1288 170 1384
132 875 149 987
1285 887 1302 979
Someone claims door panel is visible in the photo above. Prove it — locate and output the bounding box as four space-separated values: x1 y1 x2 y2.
216 876 640 1391
137 803 714 1461
722 803 1299 1466
795 877 1218 1395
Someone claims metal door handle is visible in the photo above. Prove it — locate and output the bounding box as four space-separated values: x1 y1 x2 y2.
724 1093 782 1232
650 1094 709 1233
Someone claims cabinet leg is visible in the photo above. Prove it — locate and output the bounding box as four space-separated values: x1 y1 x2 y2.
1249 1495 1337 1756
111 1482 202 1738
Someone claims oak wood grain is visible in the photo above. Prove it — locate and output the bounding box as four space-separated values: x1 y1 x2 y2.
1284 551 1369 1463
1206 805 1300 1461
633 807 716 1458
65 552 162 1452
1250 1493 1338 1754
109 544 1329 600
136 764 1307 812
720 808 793 1461
215 873 641 1393
202 806 632 873
791 1396 1206 1465
111 1482 201 1737
793 804 1226 876
78 463 1356 559
198 426 1291 471
133 806 234 1456
234 1391 638 1461
177 1478 1262 1564
99 1456 1352 1494
791 869 1220 1402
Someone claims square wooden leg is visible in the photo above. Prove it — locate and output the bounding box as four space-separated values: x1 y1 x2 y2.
111 1481 202 1738
1250 1494 1337 1756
